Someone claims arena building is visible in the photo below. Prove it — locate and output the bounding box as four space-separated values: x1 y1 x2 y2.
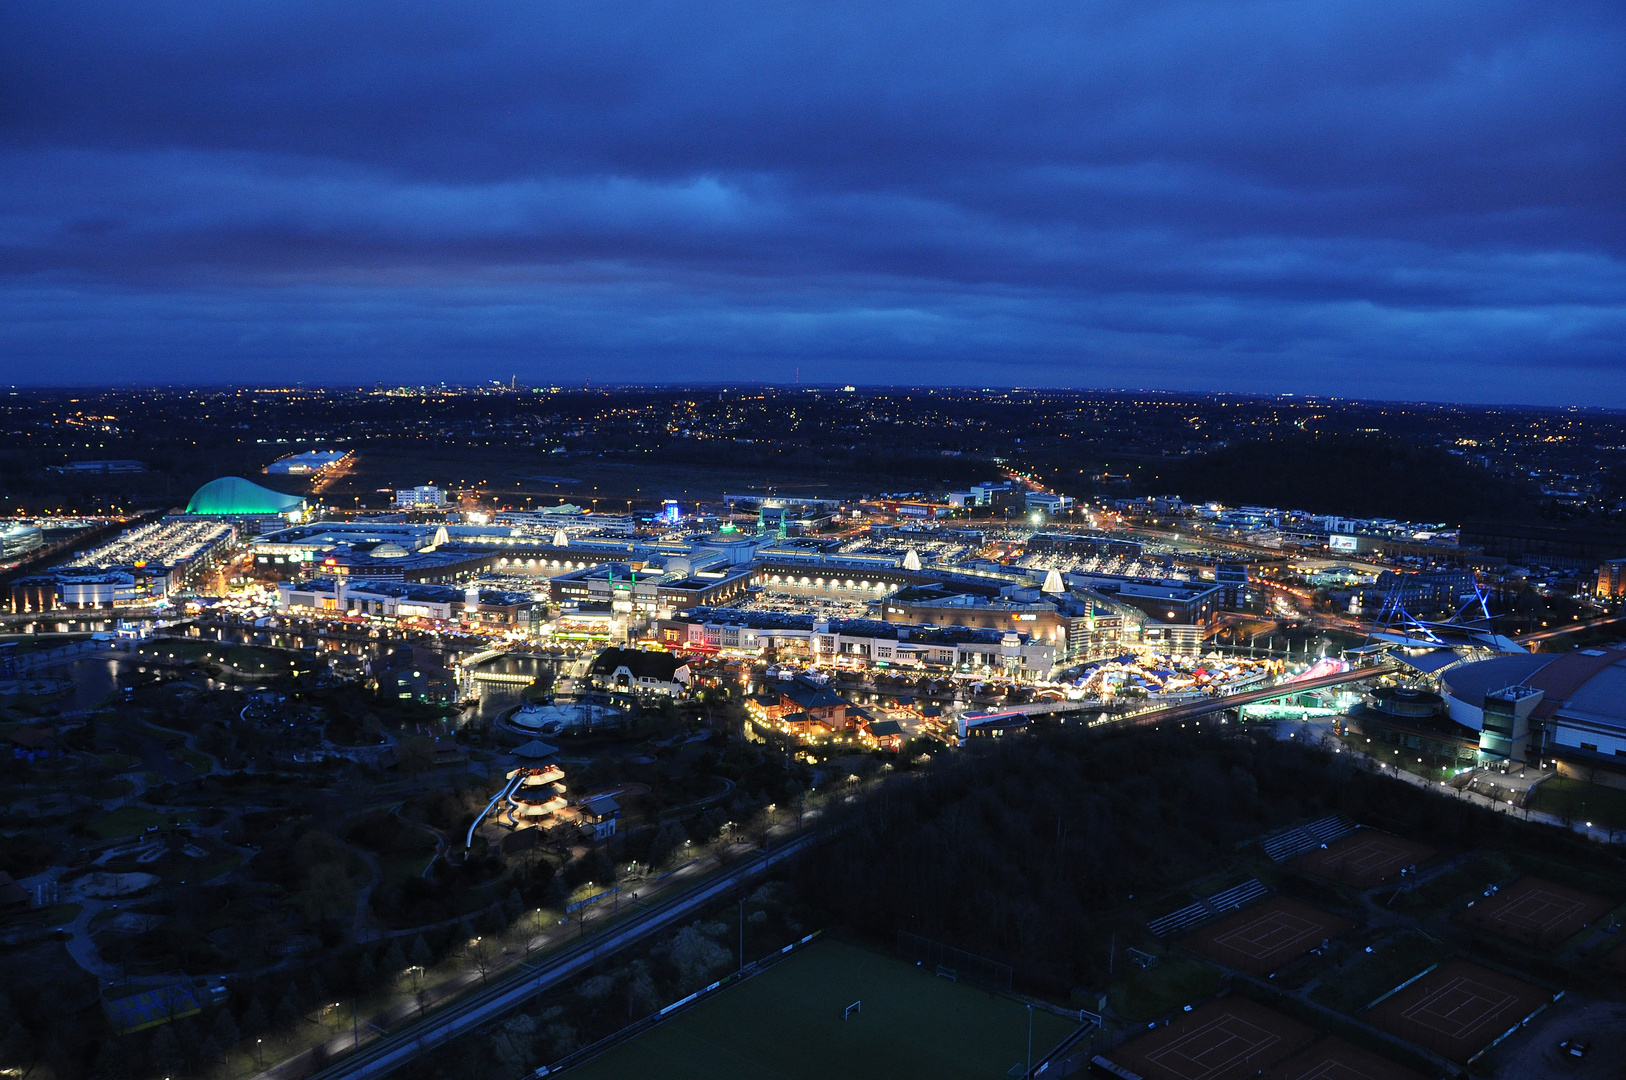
185 476 307 520
1436 646 1626 778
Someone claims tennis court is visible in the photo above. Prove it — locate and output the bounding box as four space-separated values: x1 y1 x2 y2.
1261 1035 1427 1080
568 939 1077 1080
1457 876 1612 950
1106 998 1317 1080
1365 958 1551 1062
1181 897 1352 975
1292 833 1436 890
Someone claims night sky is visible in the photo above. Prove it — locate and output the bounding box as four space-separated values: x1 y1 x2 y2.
2 1 1622 403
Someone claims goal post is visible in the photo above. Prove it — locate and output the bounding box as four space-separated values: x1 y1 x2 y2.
844 1000 861 1020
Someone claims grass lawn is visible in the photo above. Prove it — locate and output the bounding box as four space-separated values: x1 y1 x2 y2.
1111 949 1224 1023
1308 931 1452 1015
133 639 292 672
1391 852 1514 919
173 745 214 774
572 940 1078 1080
87 805 169 839
3 901 82 927
1530 778 1626 831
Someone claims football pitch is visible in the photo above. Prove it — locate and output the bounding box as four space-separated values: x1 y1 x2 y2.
568 940 1079 1080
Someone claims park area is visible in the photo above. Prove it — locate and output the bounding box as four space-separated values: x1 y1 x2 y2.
569 939 1078 1080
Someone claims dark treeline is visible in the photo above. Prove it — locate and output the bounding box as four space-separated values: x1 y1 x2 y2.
1131 434 1531 523
797 725 1616 996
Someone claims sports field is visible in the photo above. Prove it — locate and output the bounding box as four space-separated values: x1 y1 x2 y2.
1456 876 1612 950
569 940 1078 1080
1106 998 1317 1080
1180 897 1352 975
1262 1035 1427 1080
1365 958 1550 1062
1291 832 1436 890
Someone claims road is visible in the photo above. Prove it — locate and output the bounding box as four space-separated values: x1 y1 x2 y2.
284 829 823 1080
1517 611 1626 647
1107 663 1399 730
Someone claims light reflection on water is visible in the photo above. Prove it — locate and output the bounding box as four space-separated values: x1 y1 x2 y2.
45 636 555 727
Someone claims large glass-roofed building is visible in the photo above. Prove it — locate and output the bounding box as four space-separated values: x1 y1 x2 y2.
185 476 307 517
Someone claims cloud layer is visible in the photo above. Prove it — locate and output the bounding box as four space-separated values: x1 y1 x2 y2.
2 1 1622 401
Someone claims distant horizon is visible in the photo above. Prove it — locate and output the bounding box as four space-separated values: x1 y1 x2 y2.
3 381 1622 414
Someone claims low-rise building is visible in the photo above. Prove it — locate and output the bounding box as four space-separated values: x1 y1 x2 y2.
277 578 536 624
586 647 691 696
395 485 445 509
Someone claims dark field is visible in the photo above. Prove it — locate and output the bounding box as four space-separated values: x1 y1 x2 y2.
569 939 1077 1080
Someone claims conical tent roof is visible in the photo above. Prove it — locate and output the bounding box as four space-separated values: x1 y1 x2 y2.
185 477 305 515
512 739 559 760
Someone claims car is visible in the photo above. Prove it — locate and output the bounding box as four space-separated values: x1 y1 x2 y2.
1558 1039 1590 1059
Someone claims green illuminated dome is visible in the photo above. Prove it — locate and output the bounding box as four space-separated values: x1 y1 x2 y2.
185 477 306 516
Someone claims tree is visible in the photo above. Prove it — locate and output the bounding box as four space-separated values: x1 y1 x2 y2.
464 936 499 984
382 939 407 977
479 903 509 937
504 887 525 923
408 934 432 967
150 1026 184 1075
396 736 437 776
273 994 299 1028
355 951 377 991
241 996 268 1037
212 1008 241 1048
91 1040 130 1080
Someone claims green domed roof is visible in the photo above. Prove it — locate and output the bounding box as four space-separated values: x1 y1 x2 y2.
186 477 306 516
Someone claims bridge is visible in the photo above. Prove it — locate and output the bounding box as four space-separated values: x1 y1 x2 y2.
1108 662 1399 730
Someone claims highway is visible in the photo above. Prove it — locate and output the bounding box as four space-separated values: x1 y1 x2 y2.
1108 662 1399 730
291 829 823 1080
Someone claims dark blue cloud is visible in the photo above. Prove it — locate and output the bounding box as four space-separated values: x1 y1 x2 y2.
0 0 1622 402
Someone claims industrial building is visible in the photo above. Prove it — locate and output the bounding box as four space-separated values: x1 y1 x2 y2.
266 449 348 475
